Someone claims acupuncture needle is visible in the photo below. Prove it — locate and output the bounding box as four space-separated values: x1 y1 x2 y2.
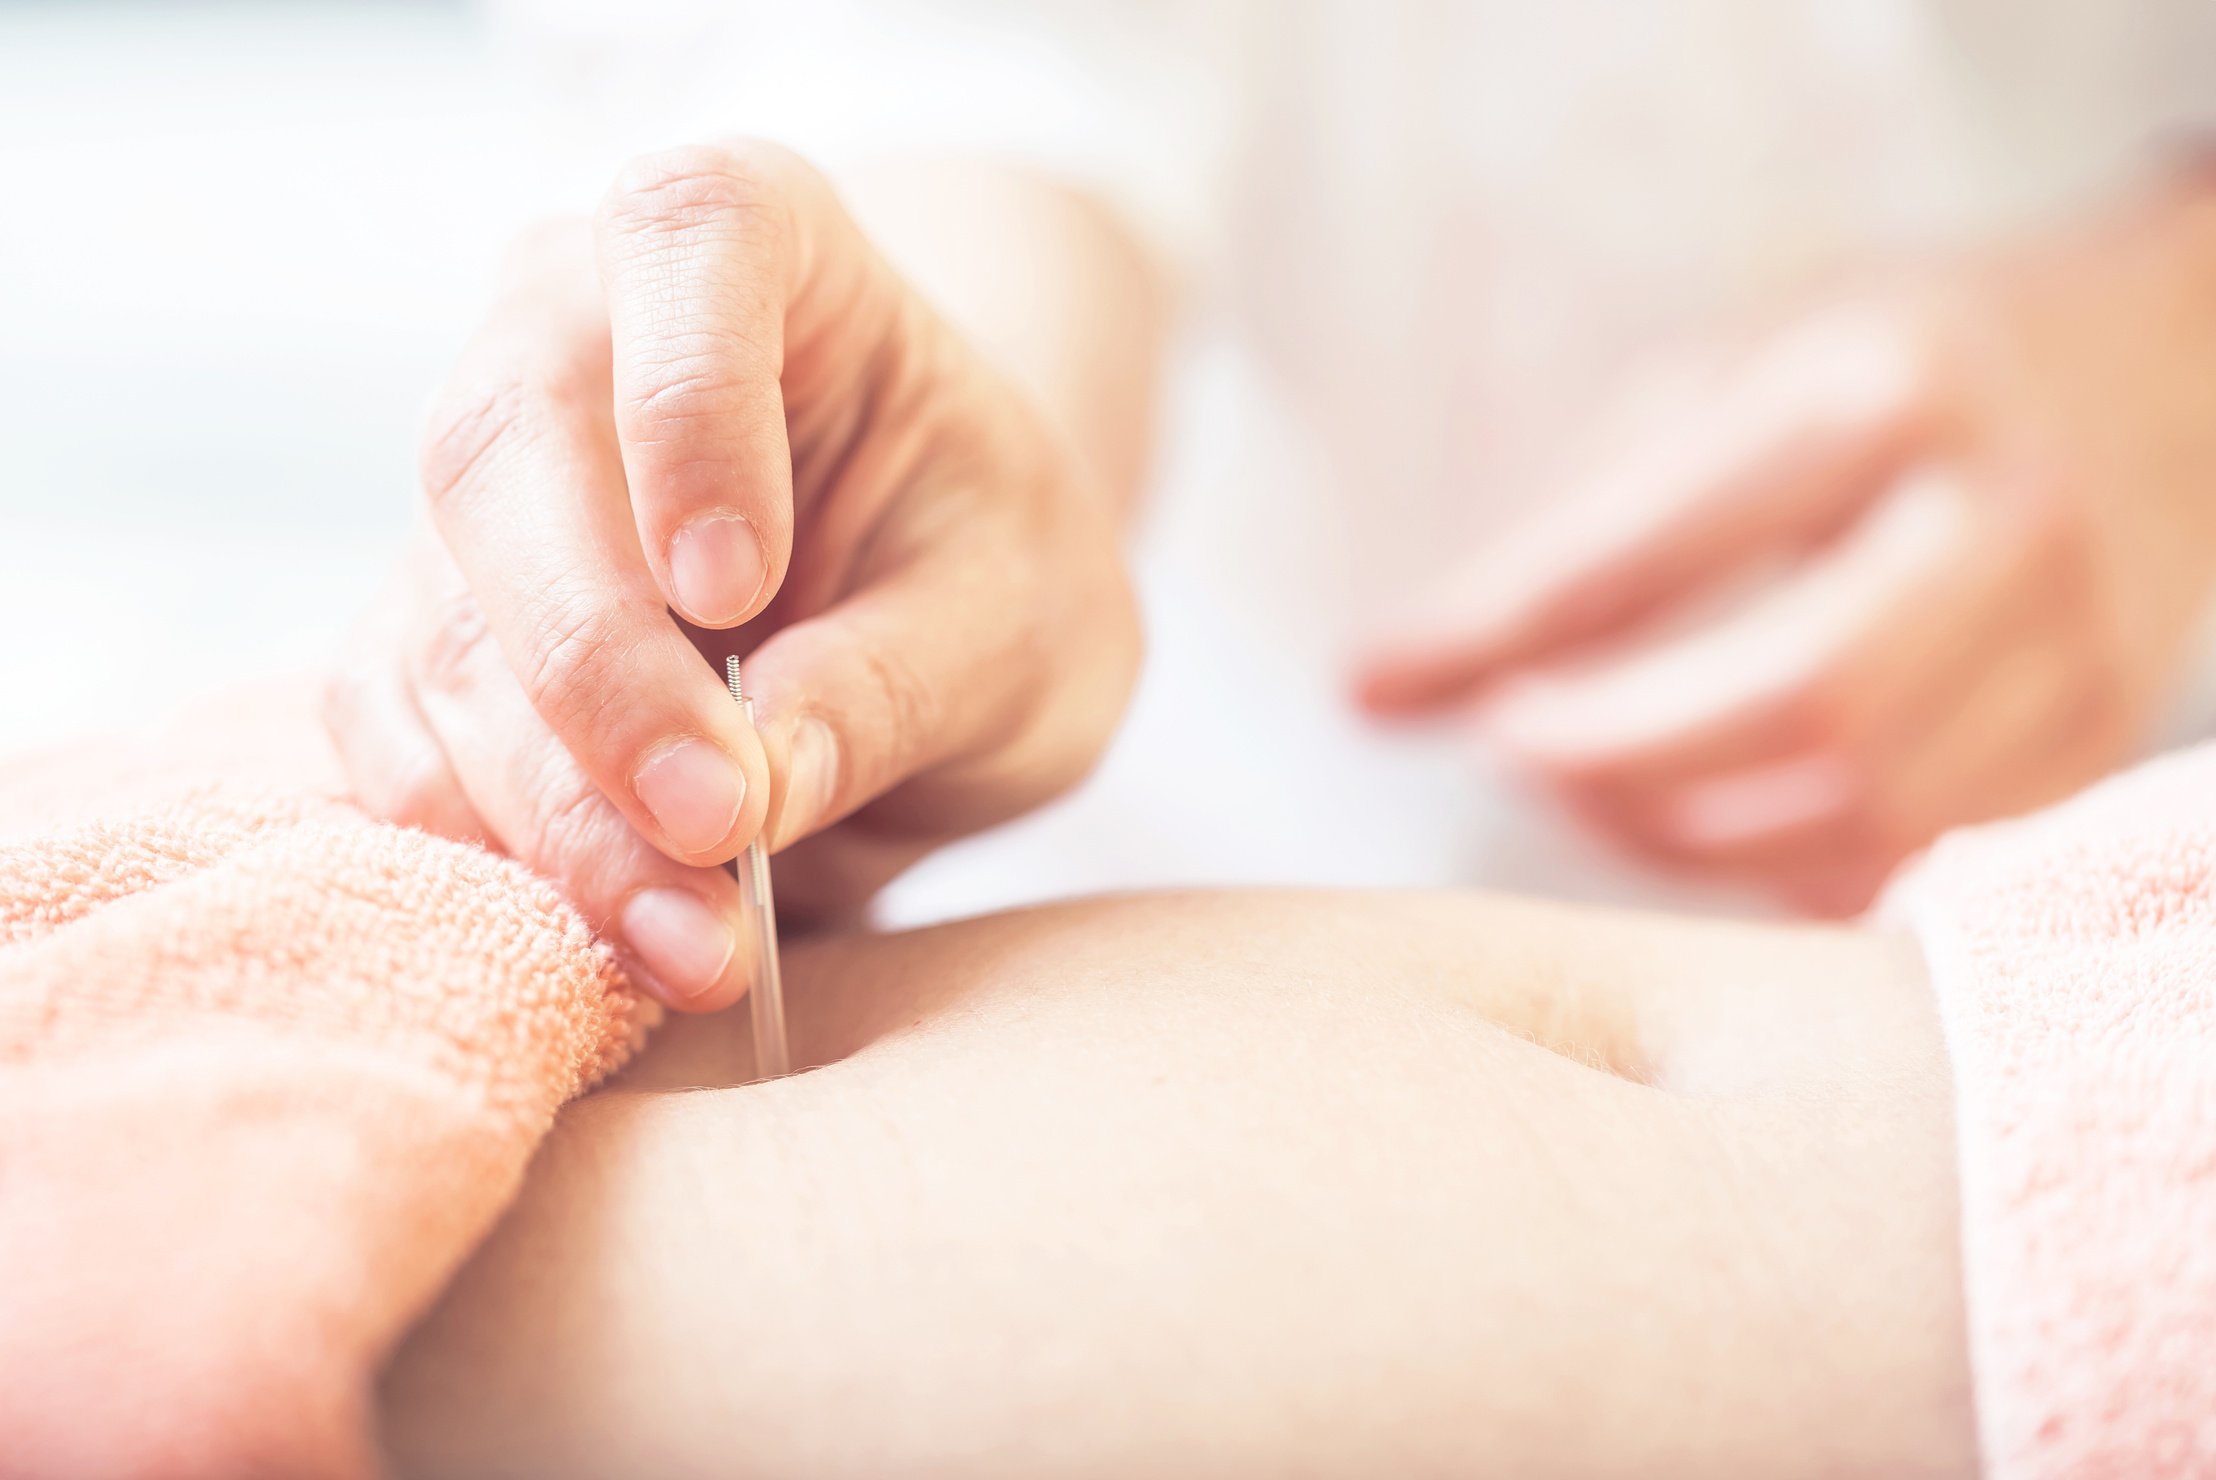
726 655 791 1080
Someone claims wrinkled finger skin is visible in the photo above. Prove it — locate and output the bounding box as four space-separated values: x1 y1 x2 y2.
330 141 1142 1004
324 537 761 1010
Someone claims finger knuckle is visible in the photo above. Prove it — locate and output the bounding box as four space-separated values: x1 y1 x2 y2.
493 740 625 890
419 376 534 518
705 137 823 211
855 642 944 781
516 585 640 744
599 142 797 249
622 343 761 444
411 584 496 698
521 765 614 881
316 675 473 837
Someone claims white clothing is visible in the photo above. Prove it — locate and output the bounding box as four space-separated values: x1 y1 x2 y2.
488 0 2216 915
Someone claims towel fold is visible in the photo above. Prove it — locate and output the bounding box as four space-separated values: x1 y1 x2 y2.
0 690 654 1479
10 679 2215 1477
1896 743 2216 1480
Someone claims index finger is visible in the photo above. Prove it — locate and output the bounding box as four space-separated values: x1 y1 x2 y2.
420 236 770 870
593 141 889 632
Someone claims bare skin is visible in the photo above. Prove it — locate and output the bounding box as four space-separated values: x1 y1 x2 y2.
380 891 1974 1478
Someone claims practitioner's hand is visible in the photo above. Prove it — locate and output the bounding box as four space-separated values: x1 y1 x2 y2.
325 142 1140 1009
1357 172 2216 914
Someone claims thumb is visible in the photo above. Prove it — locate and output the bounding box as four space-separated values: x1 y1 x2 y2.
727 530 1131 859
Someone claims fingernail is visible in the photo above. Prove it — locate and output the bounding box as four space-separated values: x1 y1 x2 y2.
668 510 769 627
775 716 840 849
633 737 745 857
621 888 737 1004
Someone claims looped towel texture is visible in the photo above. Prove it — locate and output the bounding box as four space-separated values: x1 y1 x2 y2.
1897 743 2216 1479
6 684 2214 1476
0 693 655 1479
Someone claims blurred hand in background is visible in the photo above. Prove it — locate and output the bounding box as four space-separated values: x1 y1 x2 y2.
1359 170 2216 915
326 142 1162 1010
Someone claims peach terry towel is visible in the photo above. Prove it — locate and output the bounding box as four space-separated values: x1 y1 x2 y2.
1896 743 2216 1479
0 691 656 1480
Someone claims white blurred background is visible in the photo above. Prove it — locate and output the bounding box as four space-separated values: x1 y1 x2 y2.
0 1 514 749
0 0 1516 923
26 2 2193 920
